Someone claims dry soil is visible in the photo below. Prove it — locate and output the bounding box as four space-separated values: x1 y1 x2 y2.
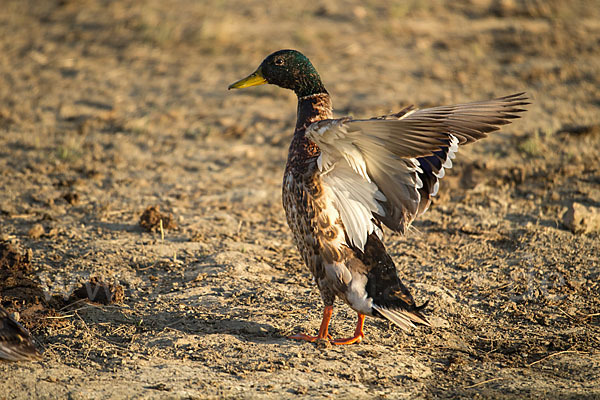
1 0 599 399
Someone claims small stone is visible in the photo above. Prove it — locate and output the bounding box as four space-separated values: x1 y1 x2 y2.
563 202 600 234
315 338 332 349
63 192 80 205
28 224 45 239
353 6 367 19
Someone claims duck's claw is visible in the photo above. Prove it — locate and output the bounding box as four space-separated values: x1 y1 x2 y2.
330 333 364 345
330 313 365 345
288 332 334 341
289 312 366 345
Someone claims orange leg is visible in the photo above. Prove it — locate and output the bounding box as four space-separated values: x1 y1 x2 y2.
331 313 365 345
288 305 333 342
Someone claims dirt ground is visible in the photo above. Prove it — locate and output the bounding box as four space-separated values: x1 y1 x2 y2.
1 0 599 398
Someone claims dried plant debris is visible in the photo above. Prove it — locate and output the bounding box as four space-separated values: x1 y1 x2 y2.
0 241 65 337
70 277 124 305
139 205 177 232
0 241 32 273
0 241 46 305
0 305 42 362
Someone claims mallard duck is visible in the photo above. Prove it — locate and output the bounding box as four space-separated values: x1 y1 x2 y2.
0 305 42 361
229 49 528 344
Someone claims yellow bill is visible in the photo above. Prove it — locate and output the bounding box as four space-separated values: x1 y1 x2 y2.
228 68 267 90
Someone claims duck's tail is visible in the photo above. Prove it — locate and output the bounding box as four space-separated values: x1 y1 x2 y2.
359 233 431 332
372 302 430 332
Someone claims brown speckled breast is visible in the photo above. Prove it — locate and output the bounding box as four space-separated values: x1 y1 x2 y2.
281 93 344 304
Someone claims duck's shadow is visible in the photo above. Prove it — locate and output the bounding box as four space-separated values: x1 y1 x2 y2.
154 310 281 345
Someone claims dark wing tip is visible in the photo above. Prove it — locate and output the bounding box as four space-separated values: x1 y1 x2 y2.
411 300 431 326
0 309 43 362
497 92 531 109
496 92 528 100
0 346 43 362
408 309 431 327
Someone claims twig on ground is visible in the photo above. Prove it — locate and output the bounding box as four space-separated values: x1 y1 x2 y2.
558 308 576 320
44 314 74 319
464 377 505 389
582 312 599 320
59 298 87 311
527 350 579 367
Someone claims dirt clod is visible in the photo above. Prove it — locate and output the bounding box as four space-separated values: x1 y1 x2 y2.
0 241 31 273
0 241 64 332
139 205 177 232
563 202 600 234
70 277 125 305
27 224 45 239
62 192 80 205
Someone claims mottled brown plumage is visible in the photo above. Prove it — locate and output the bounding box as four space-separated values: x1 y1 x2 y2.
229 49 528 344
0 306 42 361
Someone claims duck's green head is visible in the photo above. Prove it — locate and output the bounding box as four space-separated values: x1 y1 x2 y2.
228 50 327 98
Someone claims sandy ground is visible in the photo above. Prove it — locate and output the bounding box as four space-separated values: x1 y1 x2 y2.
1 0 599 398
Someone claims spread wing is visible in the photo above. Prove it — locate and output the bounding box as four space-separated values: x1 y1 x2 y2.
307 93 528 250
0 307 42 361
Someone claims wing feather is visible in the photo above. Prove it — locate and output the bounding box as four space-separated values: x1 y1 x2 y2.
321 163 384 250
307 93 528 249
0 307 42 361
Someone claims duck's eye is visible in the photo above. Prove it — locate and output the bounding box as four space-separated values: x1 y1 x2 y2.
274 58 284 66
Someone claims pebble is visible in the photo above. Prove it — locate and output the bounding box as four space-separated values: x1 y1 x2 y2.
28 224 45 239
563 202 600 234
